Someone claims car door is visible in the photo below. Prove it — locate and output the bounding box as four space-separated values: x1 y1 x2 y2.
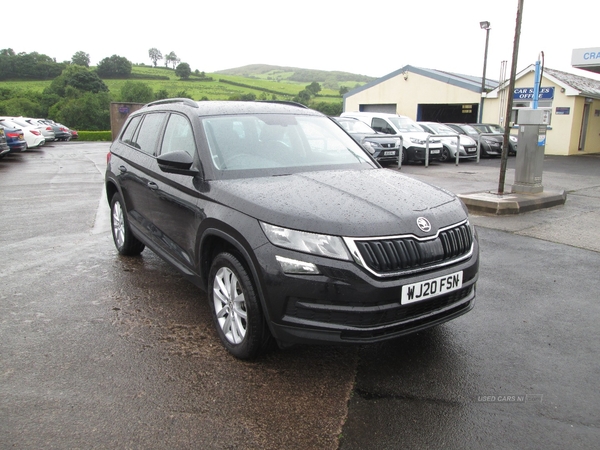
140 112 206 274
115 112 168 245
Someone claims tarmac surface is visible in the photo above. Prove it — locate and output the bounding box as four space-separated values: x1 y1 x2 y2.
1 143 599 449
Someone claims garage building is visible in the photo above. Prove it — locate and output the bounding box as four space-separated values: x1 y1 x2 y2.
343 63 600 156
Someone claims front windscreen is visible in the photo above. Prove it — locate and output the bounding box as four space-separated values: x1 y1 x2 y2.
427 123 456 135
388 117 424 132
201 114 376 176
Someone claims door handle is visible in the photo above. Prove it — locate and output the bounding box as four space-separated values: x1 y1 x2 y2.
147 182 158 190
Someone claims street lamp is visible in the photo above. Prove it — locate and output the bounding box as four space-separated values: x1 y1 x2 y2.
478 21 491 123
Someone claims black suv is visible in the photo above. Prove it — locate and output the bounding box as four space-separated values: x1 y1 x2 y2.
105 99 479 359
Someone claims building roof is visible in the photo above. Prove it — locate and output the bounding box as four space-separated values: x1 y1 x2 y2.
486 65 600 100
544 67 600 98
344 65 498 99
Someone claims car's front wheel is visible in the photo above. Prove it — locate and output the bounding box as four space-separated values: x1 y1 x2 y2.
110 193 145 256
208 252 269 359
439 147 451 163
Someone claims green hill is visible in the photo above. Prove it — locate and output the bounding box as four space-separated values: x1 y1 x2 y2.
1 64 372 102
215 64 375 84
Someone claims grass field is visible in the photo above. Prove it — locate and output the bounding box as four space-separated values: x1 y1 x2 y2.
0 65 349 103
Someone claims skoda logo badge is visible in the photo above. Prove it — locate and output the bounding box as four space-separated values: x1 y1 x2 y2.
417 217 431 232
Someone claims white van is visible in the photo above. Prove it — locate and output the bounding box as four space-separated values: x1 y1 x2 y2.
341 112 442 163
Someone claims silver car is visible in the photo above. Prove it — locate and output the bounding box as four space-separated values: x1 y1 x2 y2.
418 122 478 162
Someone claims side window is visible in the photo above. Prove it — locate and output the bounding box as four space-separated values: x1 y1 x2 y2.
120 115 142 148
160 114 196 157
135 113 166 155
371 118 394 134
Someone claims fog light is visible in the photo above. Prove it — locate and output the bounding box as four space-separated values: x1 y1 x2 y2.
276 256 320 275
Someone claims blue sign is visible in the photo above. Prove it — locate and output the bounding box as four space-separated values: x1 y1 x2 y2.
513 87 555 100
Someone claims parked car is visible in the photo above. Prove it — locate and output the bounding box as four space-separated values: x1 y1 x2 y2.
332 117 400 164
41 120 71 141
341 112 443 164
3 126 27 153
23 118 56 142
105 99 479 359
418 122 478 162
69 128 79 140
472 123 517 155
0 125 11 158
445 123 503 158
0 118 45 149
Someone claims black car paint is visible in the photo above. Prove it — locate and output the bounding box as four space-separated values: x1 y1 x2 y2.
106 101 479 350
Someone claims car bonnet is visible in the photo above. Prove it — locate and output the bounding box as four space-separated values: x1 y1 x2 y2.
210 169 466 238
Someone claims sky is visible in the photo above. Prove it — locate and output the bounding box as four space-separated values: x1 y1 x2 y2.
5 0 600 82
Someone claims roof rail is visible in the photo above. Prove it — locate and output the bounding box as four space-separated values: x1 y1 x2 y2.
145 98 198 108
257 100 309 109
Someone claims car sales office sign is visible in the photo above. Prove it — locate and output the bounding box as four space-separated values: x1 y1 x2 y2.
513 87 555 100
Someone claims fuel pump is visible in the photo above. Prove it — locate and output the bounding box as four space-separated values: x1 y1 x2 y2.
511 108 552 194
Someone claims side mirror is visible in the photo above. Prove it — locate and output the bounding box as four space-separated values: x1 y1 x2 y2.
157 151 199 176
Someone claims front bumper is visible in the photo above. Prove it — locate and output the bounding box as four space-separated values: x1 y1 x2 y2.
254 230 479 345
406 146 443 162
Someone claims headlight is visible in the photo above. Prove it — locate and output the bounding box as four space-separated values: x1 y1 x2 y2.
509 136 518 143
362 141 377 153
409 137 426 145
261 222 351 260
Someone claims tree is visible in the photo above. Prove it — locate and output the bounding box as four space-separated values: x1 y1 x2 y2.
339 86 349 96
306 82 322 96
175 62 191 79
47 65 108 97
120 81 154 103
96 54 132 78
0 50 65 80
71 51 90 67
49 91 111 131
148 48 162 67
294 89 312 105
165 51 179 69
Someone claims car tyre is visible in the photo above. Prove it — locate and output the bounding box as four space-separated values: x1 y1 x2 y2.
208 252 269 360
110 193 145 256
440 147 451 163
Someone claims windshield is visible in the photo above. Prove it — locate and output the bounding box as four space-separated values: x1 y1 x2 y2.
459 124 480 136
335 118 376 134
388 117 424 132
202 114 376 175
424 123 456 135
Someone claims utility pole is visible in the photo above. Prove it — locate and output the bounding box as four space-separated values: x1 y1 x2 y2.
498 0 525 195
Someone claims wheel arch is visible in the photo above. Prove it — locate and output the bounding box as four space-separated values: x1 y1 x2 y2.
199 227 274 326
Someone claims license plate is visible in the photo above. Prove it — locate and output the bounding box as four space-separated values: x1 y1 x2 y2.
401 271 463 305
383 150 396 156
430 149 440 154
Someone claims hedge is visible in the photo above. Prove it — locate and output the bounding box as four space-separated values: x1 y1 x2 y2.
77 131 112 141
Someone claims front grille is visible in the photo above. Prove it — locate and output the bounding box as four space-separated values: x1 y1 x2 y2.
351 222 473 275
380 143 397 149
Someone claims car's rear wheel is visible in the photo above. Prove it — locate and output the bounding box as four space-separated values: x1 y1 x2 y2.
208 252 269 359
110 193 145 256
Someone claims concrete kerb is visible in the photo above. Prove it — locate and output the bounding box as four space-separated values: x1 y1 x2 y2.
458 189 567 215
